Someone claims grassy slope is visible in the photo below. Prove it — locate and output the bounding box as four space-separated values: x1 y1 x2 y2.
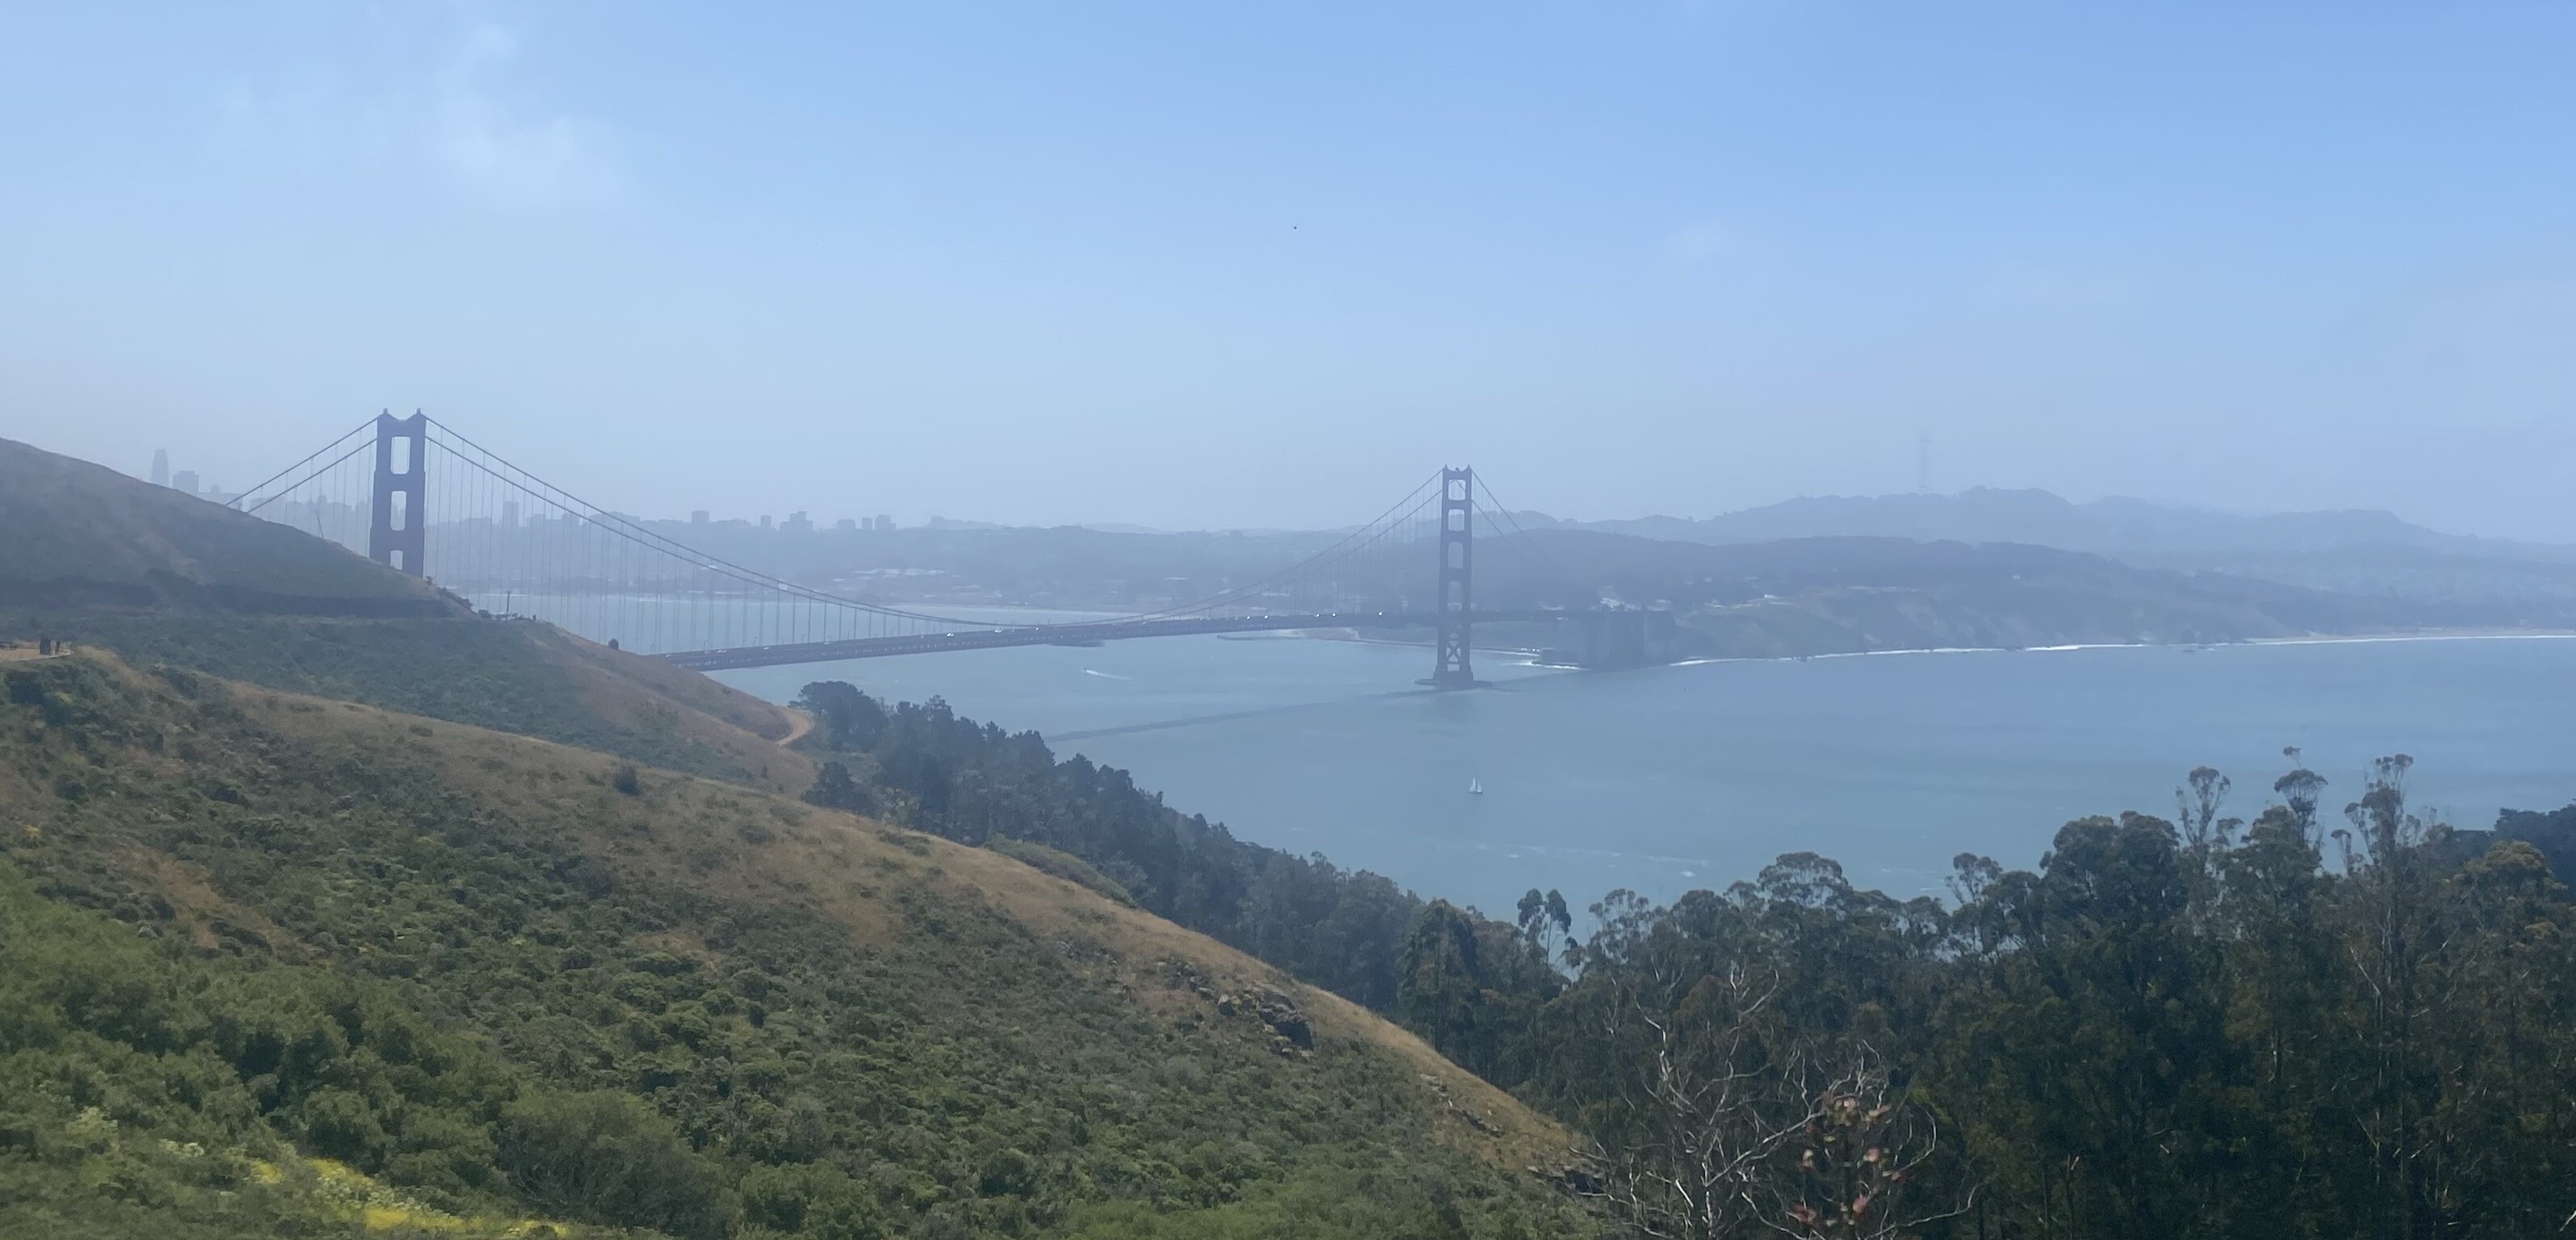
7 609 811 794
2 436 807 791
0 654 1579 1238
0 437 445 610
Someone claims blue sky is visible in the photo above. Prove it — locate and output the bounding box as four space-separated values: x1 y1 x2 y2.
4 2 2572 535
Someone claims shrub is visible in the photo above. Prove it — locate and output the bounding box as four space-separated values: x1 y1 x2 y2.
496 1091 730 1239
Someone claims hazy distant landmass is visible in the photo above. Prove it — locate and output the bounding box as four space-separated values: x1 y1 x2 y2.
1464 530 2503 659
717 488 2576 615
634 512 2573 657
23 427 2572 675
579 481 2576 652
1557 487 2521 555
1547 488 2576 603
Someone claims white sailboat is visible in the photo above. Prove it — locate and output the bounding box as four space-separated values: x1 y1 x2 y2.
1468 775 1484 796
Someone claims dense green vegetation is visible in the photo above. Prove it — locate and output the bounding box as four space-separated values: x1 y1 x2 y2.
791 679 2576 1236
0 859 623 1238
24 649 2569 1239
2492 802 2576 885
0 656 1576 1238
795 681 1464 1012
1396 762 2576 1238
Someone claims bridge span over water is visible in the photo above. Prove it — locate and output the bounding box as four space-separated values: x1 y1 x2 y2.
656 610 1575 672
234 413 1641 684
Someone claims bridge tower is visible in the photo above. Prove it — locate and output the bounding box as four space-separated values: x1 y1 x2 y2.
368 410 429 577
1428 466 1478 688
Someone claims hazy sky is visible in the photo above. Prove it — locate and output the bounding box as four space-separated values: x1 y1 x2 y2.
5 3 2573 536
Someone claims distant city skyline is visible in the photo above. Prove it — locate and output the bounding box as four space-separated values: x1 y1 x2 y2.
7 4 2573 538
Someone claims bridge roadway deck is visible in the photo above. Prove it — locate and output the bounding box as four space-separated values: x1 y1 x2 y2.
657 610 1566 672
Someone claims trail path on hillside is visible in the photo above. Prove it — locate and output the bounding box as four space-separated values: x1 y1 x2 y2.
776 707 813 747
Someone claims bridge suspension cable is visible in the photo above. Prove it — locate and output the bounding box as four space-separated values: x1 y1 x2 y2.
230 417 379 518
416 416 1029 630
230 416 1558 667
1102 471 1447 623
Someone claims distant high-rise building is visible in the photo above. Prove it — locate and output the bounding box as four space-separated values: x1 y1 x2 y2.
759 515 773 530
834 517 856 532
691 510 709 526
501 500 520 529
170 470 200 496
150 449 169 488
784 511 813 534
876 514 894 531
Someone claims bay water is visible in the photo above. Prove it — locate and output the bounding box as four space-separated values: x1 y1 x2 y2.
715 634 2576 919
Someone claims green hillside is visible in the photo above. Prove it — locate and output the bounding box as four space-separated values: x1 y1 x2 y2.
14 609 814 792
0 654 1583 1239
0 438 448 614
0 436 808 791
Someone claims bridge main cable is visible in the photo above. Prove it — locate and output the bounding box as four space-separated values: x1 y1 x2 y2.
1081 471 1446 624
427 415 1456 635
420 417 1028 630
234 416 1501 659
227 415 379 517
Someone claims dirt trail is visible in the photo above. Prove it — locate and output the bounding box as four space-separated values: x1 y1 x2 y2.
776 707 814 747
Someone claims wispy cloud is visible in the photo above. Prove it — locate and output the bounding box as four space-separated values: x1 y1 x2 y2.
203 19 621 208
430 23 620 206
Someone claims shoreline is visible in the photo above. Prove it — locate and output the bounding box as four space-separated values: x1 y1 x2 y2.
1294 626 1550 660
1662 627 2576 669
1279 622 2576 672
2246 628 2576 645
818 606 2576 668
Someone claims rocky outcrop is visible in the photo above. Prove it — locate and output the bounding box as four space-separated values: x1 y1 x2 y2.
1164 961 1314 1056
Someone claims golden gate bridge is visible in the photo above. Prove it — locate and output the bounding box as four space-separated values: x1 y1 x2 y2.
231 412 1621 685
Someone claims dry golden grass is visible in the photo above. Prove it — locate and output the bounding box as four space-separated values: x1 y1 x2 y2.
226 663 1571 1173
546 629 800 740
123 847 307 958
525 629 817 795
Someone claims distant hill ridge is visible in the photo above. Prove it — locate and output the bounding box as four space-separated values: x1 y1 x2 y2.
1555 487 2576 562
